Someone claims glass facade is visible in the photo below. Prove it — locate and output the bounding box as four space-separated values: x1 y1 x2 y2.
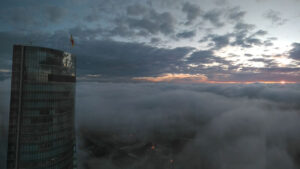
7 45 76 169
1 122 7 169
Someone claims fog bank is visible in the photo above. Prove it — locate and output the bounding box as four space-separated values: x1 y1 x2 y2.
76 83 300 169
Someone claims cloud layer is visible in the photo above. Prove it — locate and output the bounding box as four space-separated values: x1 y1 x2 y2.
1 81 300 169
76 82 300 169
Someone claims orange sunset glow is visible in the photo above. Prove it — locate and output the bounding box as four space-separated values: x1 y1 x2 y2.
133 73 297 84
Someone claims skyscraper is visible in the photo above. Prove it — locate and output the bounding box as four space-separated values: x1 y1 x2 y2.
7 45 76 169
1 117 7 169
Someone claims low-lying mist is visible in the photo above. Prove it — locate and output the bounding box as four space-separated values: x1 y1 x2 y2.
1 82 300 169
76 83 300 169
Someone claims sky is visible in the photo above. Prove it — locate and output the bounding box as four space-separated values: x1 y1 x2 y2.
0 0 300 83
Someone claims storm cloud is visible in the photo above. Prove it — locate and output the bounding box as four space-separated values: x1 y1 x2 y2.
76 82 300 169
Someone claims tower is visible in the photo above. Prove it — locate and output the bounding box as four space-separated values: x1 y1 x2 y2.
7 45 76 169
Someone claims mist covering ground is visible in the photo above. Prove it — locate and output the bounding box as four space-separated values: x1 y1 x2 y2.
1 81 300 169
76 82 300 169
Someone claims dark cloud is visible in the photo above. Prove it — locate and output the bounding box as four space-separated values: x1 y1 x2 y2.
252 30 268 36
263 9 288 25
45 5 66 23
248 58 268 62
259 67 300 73
230 28 273 48
245 37 262 46
0 31 190 81
110 20 137 37
127 13 174 35
231 34 251 48
228 69 300 82
76 82 300 169
214 0 228 5
200 25 270 50
83 4 103 23
206 34 231 50
127 3 148 16
176 30 196 39
199 21 271 50
187 50 214 63
203 9 224 27
226 6 246 21
74 39 193 80
69 26 105 40
0 4 66 30
0 7 40 30
230 22 259 48
289 43 300 60
150 37 161 43
119 7 176 36
84 14 100 22
248 58 276 67
182 2 202 25
268 37 278 41
234 22 255 32
263 39 274 47
0 30 294 83
187 50 231 67
120 3 177 36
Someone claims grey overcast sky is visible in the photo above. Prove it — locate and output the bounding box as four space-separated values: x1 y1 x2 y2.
0 0 300 83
